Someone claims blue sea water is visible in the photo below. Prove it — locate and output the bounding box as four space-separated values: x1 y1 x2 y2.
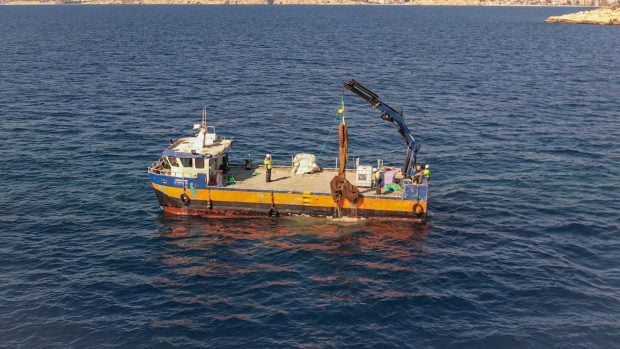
0 4 619 348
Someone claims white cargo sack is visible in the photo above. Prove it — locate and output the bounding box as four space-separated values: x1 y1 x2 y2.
292 153 321 175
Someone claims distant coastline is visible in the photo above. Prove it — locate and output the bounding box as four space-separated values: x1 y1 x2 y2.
545 5 620 23
2 0 620 6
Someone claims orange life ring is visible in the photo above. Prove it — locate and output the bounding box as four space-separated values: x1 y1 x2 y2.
413 203 424 214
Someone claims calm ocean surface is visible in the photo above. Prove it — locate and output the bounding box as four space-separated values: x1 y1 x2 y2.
1 5 619 348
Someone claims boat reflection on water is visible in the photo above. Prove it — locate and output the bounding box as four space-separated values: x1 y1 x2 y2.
150 216 432 322
157 216 429 278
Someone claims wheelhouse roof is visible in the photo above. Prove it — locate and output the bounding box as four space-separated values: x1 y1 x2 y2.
163 137 233 159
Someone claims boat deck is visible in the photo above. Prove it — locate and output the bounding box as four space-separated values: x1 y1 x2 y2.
226 165 402 198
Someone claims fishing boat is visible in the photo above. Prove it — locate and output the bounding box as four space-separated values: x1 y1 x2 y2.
147 80 429 222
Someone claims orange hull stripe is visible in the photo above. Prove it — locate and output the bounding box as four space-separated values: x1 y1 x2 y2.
152 183 426 213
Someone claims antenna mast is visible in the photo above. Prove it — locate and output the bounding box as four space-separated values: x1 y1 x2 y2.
202 106 207 129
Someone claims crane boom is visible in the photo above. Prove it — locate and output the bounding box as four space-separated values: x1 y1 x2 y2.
343 79 420 178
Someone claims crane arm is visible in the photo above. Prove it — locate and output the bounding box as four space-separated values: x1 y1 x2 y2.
343 79 420 177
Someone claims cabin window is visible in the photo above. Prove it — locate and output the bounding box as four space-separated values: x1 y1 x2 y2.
195 158 205 169
180 158 192 168
161 157 170 169
167 156 178 167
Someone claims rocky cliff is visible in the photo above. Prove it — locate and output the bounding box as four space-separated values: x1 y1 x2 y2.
545 6 620 24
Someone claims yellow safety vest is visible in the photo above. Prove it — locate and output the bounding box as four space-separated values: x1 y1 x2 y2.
264 158 272 170
423 168 430 177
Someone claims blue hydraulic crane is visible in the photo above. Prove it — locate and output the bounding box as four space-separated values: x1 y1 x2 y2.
343 79 421 178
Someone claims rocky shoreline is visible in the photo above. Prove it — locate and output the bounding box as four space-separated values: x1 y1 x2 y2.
545 6 620 24
0 0 481 4
2 0 618 5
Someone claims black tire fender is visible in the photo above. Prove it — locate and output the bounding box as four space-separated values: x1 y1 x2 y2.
180 193 190 207
268 206 279 217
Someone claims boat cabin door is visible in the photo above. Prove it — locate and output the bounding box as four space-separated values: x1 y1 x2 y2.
192 157 208 186
209 158 218 185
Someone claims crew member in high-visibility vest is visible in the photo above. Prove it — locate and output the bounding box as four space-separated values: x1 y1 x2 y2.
264 154 272 183
423 164 430 179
